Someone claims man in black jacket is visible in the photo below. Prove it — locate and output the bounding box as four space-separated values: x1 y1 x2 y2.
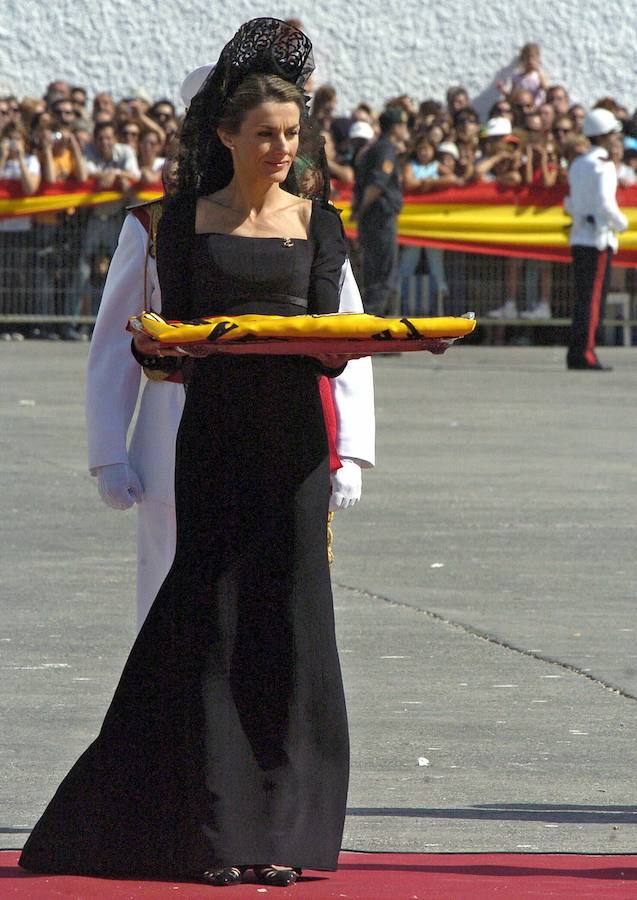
352 106 409 316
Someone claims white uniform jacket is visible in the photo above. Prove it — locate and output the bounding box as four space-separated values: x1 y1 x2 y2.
564 147 628 251
85 213 375 507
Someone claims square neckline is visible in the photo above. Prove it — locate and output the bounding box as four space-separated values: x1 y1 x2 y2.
194 197 315 242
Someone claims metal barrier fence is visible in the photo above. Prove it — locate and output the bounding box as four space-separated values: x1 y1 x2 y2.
1 208 636 344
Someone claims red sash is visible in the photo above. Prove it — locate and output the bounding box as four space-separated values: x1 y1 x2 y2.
318 376 341 474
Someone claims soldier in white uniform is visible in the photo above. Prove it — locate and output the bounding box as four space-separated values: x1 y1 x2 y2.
86 134 375 630
564 108 628 370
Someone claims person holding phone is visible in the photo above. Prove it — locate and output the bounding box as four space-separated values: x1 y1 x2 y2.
0 123 41 339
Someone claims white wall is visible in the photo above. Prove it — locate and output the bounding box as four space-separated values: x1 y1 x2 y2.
2 0 635 116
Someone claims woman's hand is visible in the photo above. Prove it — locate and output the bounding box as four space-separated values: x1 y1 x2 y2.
308 351 369 368
133 332 184 357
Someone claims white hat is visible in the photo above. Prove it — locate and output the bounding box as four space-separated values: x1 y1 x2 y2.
437 141 459 160
131 86 152 104
180 64 215 106
484 116 512 138
348 120 374 141
583 108 622 138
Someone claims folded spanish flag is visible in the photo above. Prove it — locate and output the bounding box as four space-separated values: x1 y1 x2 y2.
128 311 476 355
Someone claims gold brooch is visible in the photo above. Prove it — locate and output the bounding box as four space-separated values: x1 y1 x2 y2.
282 238 294 247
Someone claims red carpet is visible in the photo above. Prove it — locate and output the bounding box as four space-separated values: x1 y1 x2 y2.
2 850 636 898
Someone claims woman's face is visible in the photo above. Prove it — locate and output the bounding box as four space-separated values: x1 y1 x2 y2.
554 117 573 145
121 124 140 147
450 92 468 113
3 129 24 156
140 132 160 155
415 140 434 164
522 48 540 70
539 103 555 130
570 106 585 132
152 104 174 125
220 101 301 184
427 125 443 146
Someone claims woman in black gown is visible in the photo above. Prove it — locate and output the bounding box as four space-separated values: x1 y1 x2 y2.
20 19 352 888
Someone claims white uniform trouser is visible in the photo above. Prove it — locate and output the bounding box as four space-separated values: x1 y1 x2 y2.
136 498 176 631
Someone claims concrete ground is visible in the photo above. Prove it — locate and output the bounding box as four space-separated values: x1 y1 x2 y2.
1 342 636 856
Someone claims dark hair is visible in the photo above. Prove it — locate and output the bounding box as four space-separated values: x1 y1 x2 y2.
311 84 337 119
519 42 540 62
546 84 568 102
419 99 442 117
410 134 434 161
93 120 115 138
1 121 29 146
488 100 509 118
593 96 621 116
454 106 479 126
150 99 176 117
446 86 468 107
140 128 161 142
177 72 312 197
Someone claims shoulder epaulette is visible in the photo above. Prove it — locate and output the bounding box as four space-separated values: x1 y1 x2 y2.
128 198 165 244
319 199 343 218
125 197 165 213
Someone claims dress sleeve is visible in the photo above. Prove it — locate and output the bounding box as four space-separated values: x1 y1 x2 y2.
308 202 348 314
156 193 195 322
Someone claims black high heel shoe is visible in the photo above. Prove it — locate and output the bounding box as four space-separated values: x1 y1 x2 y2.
201 865 247 886
253 865 302 887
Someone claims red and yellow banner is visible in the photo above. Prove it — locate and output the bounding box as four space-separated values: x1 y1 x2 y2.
3 178 637 267
0 178 163 218
334 182 637 268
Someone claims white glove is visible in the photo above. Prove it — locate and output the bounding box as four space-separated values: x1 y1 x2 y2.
329 458 362 511
96 463 144 510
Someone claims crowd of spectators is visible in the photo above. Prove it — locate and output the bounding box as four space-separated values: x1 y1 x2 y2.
0 81 175 339
318 45 637 196
313 43 637 320
1 41 637 336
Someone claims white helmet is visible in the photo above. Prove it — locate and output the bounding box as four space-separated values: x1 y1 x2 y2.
180 64 215 107
582 108 622 138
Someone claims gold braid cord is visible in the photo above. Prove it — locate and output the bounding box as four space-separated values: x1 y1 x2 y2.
139 202 175 382
327 511 334 565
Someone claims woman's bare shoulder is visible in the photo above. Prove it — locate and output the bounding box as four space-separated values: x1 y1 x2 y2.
195 193 234 233
287 196 312 229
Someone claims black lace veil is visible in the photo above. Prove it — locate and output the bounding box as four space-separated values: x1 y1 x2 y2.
176 17 330 202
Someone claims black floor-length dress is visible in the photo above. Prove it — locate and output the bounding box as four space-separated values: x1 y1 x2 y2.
20 197 350 878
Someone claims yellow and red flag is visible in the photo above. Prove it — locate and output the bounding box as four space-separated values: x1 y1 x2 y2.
0 178 162 218
335 183 637 267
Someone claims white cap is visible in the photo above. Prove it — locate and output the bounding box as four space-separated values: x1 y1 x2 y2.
437 141 459 160
583 108 622 138
180 64 214 106
484 116 512 138
348 120 374 141
131 86 152 104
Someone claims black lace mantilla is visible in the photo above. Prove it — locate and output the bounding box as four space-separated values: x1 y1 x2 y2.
214 18 315 96
177 18 329 201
